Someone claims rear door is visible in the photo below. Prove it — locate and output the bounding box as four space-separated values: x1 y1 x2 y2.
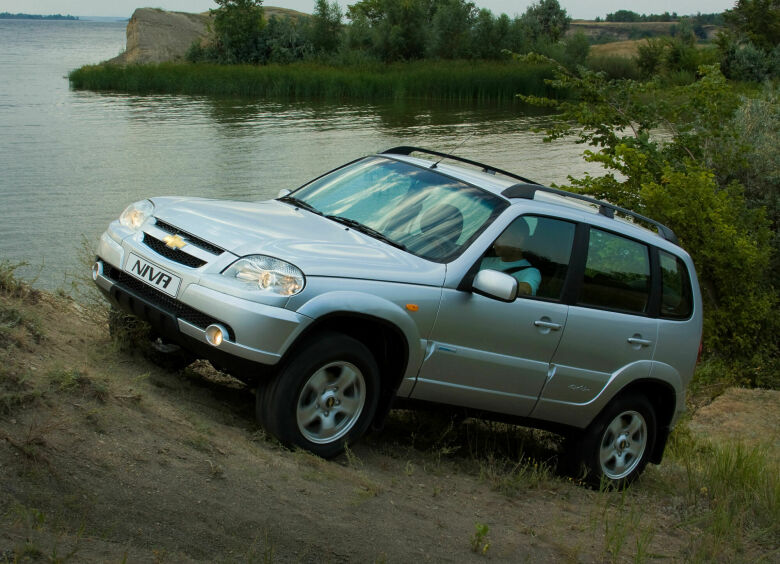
535 227 659 411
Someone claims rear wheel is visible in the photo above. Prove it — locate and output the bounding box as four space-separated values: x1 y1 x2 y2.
258 333 379 458
574 393 656 488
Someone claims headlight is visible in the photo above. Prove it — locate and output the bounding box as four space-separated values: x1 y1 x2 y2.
223 255 305 296
119 200 154 231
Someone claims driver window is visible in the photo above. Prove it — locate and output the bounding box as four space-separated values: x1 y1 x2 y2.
480 216 576 299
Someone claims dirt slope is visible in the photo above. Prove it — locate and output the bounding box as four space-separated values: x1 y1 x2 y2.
1 284 777 562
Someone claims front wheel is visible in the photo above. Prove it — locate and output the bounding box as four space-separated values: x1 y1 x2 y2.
258 333 379 458
573 393 656 488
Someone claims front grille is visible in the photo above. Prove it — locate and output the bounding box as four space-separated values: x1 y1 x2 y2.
154 219 225 256
143 234 206 268
103 262 235 340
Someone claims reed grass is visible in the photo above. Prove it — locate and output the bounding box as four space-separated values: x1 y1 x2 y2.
68 60 557 101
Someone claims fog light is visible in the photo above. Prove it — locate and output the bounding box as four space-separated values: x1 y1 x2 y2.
205 324 228 347
92 261 103 281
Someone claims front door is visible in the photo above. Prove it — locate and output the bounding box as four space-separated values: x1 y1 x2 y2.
412 215 577 417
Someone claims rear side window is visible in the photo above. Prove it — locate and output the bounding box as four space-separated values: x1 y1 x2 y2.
578 228 651 314
659 250 693 319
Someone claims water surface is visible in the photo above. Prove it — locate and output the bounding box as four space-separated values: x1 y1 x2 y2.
0 20 602 289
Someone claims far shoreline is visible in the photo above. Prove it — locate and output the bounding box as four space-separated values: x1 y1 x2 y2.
0 12 80 21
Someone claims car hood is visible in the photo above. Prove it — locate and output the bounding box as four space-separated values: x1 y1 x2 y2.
151 197 445 285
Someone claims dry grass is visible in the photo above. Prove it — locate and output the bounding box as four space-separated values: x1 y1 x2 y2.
590 40 645 58
0 266 777 562
571 20 678 33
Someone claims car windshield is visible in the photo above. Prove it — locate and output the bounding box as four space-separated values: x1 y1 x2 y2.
286 157 507 262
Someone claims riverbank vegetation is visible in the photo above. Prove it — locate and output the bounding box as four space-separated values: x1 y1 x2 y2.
519 54 778 388
68 0 768 95
68 59 556 100
538 0 779 390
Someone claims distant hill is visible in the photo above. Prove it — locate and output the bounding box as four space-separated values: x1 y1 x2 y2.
265 6 309 19
569 19 721 42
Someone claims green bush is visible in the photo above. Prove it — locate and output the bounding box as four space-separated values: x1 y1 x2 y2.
561 31 590 69
722 40 776 81
641 167 776 359
517 59 778 374
586 55 640 80
636 38 665 77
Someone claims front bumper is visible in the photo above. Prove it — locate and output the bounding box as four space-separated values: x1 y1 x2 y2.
93 228 309 374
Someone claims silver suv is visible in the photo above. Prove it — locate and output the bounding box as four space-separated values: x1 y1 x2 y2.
93 147 702 485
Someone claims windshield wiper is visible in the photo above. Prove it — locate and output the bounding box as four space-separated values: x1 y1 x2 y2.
279 195 322 215
325 215 407 251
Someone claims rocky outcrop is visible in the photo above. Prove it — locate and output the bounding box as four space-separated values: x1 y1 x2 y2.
108 8 211 65
107 6 308 65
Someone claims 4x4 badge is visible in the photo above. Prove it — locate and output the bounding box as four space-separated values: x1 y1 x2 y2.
163 234 187 250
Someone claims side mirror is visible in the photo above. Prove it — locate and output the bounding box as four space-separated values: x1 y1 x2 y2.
277 189 291 198
472 270 518 302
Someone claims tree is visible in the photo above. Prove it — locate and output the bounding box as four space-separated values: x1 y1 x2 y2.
310 0 343 55
427 0 476 59
261 15 312 63
723 0 780 51
469 9 513 59
717 0 779 81
606 10 641 22
346 0 429 61
519 0 570 43
211 0 266 63
562 31 590 68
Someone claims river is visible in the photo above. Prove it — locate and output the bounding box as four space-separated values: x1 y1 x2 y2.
0 19 603 290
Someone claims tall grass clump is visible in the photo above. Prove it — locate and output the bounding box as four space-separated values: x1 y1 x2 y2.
664 427 780 559
68 60 556 102
0 261 29 298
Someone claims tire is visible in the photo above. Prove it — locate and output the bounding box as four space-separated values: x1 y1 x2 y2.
573 393 656 488
258 332 379 458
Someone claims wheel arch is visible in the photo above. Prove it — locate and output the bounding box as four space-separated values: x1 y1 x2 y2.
279 312 411 428
607 378 678 464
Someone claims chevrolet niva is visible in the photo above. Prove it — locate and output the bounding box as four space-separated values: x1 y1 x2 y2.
93 147 702 485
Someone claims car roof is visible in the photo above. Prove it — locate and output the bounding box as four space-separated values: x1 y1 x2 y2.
381 148 679 247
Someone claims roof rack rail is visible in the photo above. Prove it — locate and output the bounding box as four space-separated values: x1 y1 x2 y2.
382 146 539 186
503 183 679 244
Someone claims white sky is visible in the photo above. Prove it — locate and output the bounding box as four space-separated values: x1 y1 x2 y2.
0 1 738 20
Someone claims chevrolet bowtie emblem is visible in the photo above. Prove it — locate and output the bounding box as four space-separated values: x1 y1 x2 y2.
162 234 187 250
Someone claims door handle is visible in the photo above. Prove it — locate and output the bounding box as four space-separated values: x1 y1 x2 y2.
534 320 562 331
627 337 653 347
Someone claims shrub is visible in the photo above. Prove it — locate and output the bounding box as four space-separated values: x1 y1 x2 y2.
727 41 774 81
586 55 640 80
636 38 665 76
561 31 590 69
517 59 778 368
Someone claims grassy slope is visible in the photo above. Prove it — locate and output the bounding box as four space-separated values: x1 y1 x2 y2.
1 267 777 562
